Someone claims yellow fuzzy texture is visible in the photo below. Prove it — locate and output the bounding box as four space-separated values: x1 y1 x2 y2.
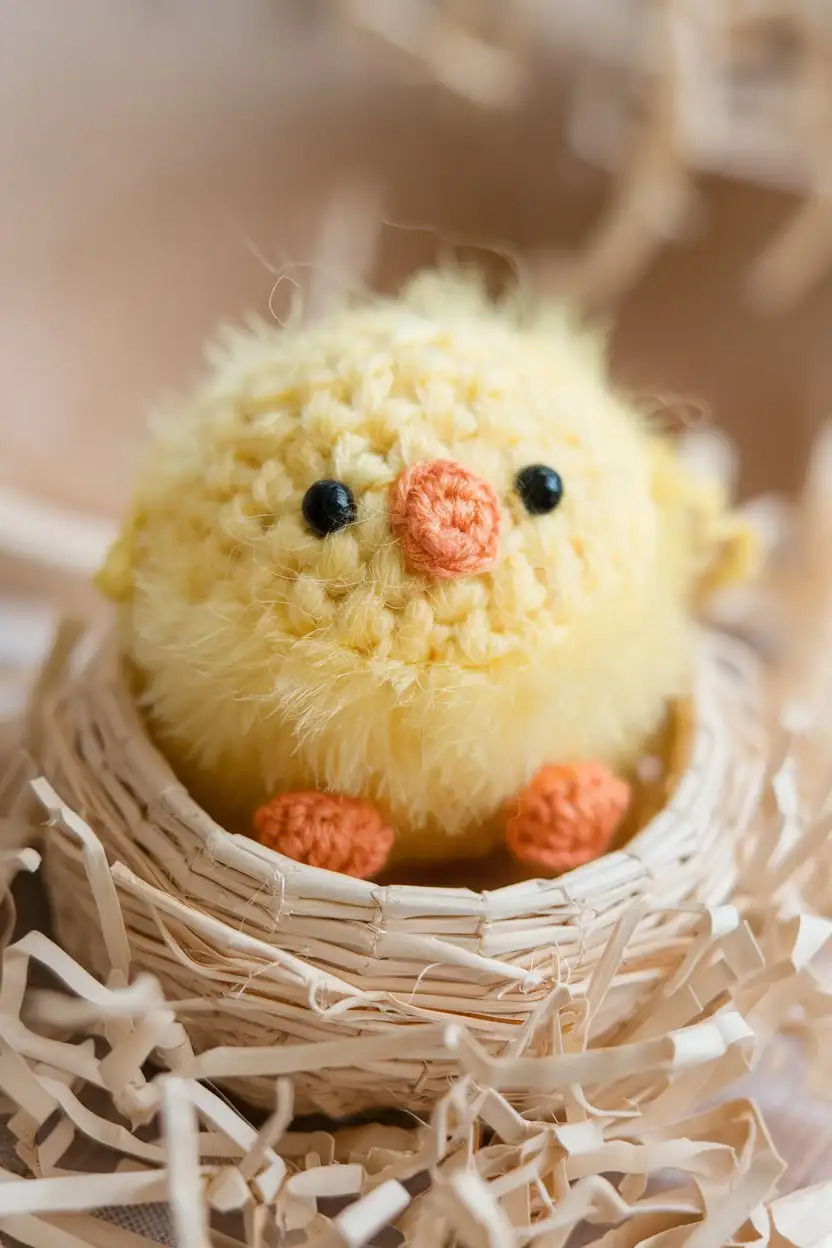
100 271 755 863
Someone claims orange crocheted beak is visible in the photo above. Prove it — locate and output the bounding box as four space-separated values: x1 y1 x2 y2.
389 459 501 580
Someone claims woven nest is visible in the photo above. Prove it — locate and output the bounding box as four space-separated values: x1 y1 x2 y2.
34 624 764 1119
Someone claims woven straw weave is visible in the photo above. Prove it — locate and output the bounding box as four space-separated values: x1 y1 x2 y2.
34 626 764 1118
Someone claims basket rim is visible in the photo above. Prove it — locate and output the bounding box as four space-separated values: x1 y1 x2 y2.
58 625 762 912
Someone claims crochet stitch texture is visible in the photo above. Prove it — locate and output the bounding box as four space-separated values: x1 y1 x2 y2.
98 270 755 864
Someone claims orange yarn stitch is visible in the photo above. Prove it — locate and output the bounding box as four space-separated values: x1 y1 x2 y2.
390 459 501 580
505 762 630 873
254 791 394 878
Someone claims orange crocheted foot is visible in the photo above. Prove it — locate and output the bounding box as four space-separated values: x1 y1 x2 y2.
253 791 394 879
505 762 631 874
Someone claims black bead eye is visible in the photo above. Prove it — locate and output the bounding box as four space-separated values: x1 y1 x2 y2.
302 480 357 536
515 465 564 516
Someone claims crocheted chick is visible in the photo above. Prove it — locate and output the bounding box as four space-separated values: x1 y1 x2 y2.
98 271 756 878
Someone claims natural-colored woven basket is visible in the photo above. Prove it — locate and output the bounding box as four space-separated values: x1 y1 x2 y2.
35 625 764 1118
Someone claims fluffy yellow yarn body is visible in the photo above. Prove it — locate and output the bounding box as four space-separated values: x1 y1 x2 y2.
100 272 753 864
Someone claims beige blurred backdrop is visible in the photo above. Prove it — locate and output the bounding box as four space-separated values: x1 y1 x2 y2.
2 0 832 608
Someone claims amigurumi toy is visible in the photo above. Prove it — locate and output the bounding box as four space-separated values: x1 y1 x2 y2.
98 270 756 878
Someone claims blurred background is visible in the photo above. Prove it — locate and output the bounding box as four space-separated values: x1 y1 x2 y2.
3 0 832 625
